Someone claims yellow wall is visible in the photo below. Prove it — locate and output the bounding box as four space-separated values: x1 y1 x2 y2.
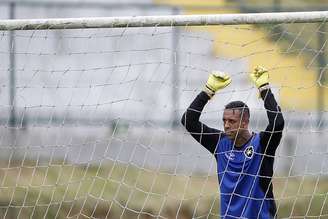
154 0 328 111
156 0 226 7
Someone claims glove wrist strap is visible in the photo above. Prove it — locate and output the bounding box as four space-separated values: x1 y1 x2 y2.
204 85 215 98
258 84 270 92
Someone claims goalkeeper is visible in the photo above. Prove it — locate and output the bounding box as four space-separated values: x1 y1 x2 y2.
181 67 284 219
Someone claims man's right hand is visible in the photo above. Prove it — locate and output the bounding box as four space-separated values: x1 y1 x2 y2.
204 71 231 98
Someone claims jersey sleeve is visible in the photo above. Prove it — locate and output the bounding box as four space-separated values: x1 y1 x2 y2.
259 88 285 156
181 91 223 154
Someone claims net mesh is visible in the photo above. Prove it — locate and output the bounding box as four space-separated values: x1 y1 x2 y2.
0 19 327 219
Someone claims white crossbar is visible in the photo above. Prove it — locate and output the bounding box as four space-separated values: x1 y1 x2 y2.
0 11 328 31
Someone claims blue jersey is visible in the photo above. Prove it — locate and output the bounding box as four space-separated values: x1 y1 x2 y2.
215 133 274 219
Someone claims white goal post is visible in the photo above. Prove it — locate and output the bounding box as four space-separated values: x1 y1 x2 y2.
0 11 328 30
0 11 328 219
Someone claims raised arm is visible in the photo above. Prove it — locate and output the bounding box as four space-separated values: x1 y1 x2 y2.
181 91 222 153
181 71 231 154
249 66 284 155
259 88 284 155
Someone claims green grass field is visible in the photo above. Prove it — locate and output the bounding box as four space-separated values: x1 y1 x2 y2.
1 160 328 218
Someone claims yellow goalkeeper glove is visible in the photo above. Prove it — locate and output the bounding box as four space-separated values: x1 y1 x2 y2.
249 66 269 89
204 71 231 97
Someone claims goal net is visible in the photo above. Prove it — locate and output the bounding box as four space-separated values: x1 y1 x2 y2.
0 12 327 218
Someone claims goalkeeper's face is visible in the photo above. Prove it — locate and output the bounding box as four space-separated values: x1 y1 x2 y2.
223 109 249 140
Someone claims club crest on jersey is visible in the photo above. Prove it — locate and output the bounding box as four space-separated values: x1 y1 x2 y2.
244 146 254 159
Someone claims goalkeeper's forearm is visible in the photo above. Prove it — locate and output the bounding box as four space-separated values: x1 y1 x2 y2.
260 88 284 132
181 91 210 131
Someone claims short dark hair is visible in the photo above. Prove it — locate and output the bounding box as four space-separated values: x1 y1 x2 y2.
225 101 250 120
